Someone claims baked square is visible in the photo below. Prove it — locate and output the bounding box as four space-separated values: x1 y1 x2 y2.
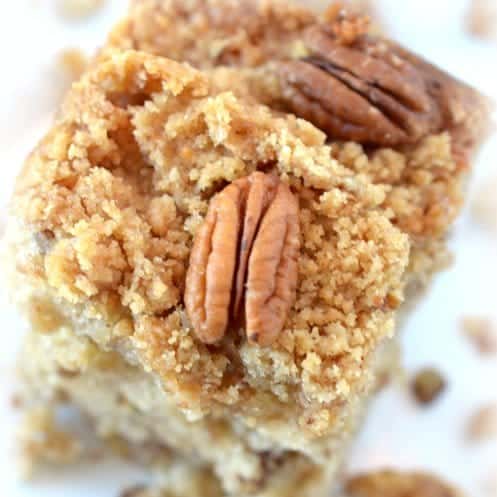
7 1 490 496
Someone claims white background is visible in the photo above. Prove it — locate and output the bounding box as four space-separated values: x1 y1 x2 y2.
0 1 496 496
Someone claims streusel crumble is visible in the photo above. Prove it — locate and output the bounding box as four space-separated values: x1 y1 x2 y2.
7 1 490 495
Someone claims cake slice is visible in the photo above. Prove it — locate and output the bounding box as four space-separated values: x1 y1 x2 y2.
8 1 490 496
9 49 408 495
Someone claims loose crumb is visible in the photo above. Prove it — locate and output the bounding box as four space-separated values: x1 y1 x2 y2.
56 0 105 20
461 316 497 356
345 470 464 497
323 2 372 45
17 407 82 478
466 0 497 41
466 404 497 442
44 48 89 109
471 176 497 232
58 48 88 82
411 368 447 405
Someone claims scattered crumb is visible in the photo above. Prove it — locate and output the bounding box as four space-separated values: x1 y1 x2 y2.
58 48 88 82
17 407 82 478
56 0 105 20
411 368 447 405
345 470 464 497
471 176 497 232
41 48 89 110
461 316 497 356
466 404 497 442
466 0 497 41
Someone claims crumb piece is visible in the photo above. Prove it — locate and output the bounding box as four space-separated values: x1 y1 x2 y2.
58 48 88 82
466 0 497 41
461 316 497 356
411 368 447 405
18 407 82 478
323 2 371 44
43 49 88 110
466 404 497 442
471 177 497 232
308 0 384 34
345 470 464 497
56 0 105 20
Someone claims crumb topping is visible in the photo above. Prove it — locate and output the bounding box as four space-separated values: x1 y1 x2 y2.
12 51 408 435
103 0 488 293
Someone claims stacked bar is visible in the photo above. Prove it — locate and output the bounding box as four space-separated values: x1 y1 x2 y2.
7 1 489 496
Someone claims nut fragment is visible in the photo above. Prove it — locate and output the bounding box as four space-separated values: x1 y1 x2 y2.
185 172 300 346
411 367 446 405
322 2 371 45
278 17 489 149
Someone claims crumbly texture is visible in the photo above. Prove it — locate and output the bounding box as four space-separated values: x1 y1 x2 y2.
18 328 400 495
344 470 464 497
9 0 490 493
104 0 316 70
10 50 408 439
9 48 410 495
103 0 483 295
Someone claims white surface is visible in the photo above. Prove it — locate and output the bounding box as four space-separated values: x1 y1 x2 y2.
0 1 496 496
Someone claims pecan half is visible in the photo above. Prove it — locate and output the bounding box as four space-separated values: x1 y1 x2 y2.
185 172 300 346
278 20 488 148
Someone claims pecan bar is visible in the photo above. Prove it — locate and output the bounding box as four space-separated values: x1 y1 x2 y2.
8 50 408 495
8 0 490 496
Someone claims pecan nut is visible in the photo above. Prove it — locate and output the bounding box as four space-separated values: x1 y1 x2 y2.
185 172 300 346
278 18 486 148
